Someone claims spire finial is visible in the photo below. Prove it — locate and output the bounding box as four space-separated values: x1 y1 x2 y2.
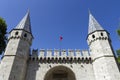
88 8 91 15
27 9 30 14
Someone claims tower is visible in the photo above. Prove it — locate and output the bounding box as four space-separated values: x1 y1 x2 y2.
0 11 33 80
87 12 120 80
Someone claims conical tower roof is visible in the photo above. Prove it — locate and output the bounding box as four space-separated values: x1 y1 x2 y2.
88 12 104 34
15 11 32 33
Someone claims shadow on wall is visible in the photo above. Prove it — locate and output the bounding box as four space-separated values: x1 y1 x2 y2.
8 56 28 80
25 59 39 80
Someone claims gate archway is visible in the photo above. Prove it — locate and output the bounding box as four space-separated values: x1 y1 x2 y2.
44 66 76 80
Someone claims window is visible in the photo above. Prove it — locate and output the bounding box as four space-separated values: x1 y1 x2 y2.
101 32 103 36
24 33 27 37
92 34 95 38
15 32 18 35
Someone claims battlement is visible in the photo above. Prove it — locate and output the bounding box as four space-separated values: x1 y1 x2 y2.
29 49 92 63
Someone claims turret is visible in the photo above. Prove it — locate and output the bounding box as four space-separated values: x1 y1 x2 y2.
87 12 120 80
0 11 33 80
5 11 33 59
87 12 112 59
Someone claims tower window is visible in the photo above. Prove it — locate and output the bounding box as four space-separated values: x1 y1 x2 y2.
101 33 103 36
24 33 27 37
15 32 19 35
92 34 95 38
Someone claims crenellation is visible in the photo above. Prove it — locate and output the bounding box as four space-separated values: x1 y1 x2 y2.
32 49 91 58
39 49 45 58
68 49 75 57
32 49 38 57
46 49 53 58
82 50 90 58
75 49 82 57
30 49 92 64
61 49 67 57
54 49 60 57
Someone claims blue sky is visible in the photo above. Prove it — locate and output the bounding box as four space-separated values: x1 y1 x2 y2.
0 0 120 58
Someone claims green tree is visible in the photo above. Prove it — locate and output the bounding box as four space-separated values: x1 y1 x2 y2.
117 29 120 36
116 29 120 64
0 17 7 55
116 49 120 63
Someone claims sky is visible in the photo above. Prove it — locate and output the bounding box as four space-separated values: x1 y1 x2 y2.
0 0 120 58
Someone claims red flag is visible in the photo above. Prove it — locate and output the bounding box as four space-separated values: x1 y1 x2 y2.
60 36 63 41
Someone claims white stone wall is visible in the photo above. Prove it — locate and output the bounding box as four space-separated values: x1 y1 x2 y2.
4 38 20 56
93 57 120 80
87 30 120 80
26 61 95 80
0 56 15 80
0 56 28 80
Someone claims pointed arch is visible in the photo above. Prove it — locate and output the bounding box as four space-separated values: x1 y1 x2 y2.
44 65 76 80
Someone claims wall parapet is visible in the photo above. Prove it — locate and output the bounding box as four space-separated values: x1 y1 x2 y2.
31 49 90 57
29 49 92 63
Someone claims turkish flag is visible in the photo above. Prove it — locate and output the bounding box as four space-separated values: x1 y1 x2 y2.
60 36 63 41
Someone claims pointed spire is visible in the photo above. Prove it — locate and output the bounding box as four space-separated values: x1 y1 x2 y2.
88 12 104 34
15 10 32 33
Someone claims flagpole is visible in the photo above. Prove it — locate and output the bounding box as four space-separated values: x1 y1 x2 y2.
60 39 61 56
59 35 63 56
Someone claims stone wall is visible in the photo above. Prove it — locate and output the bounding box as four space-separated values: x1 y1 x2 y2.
31 49 90 58
26 58 95 80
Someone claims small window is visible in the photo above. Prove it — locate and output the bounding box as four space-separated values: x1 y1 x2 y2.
101 33 103 36
15 32 18 35
24 33 27 37
92 34 95 38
